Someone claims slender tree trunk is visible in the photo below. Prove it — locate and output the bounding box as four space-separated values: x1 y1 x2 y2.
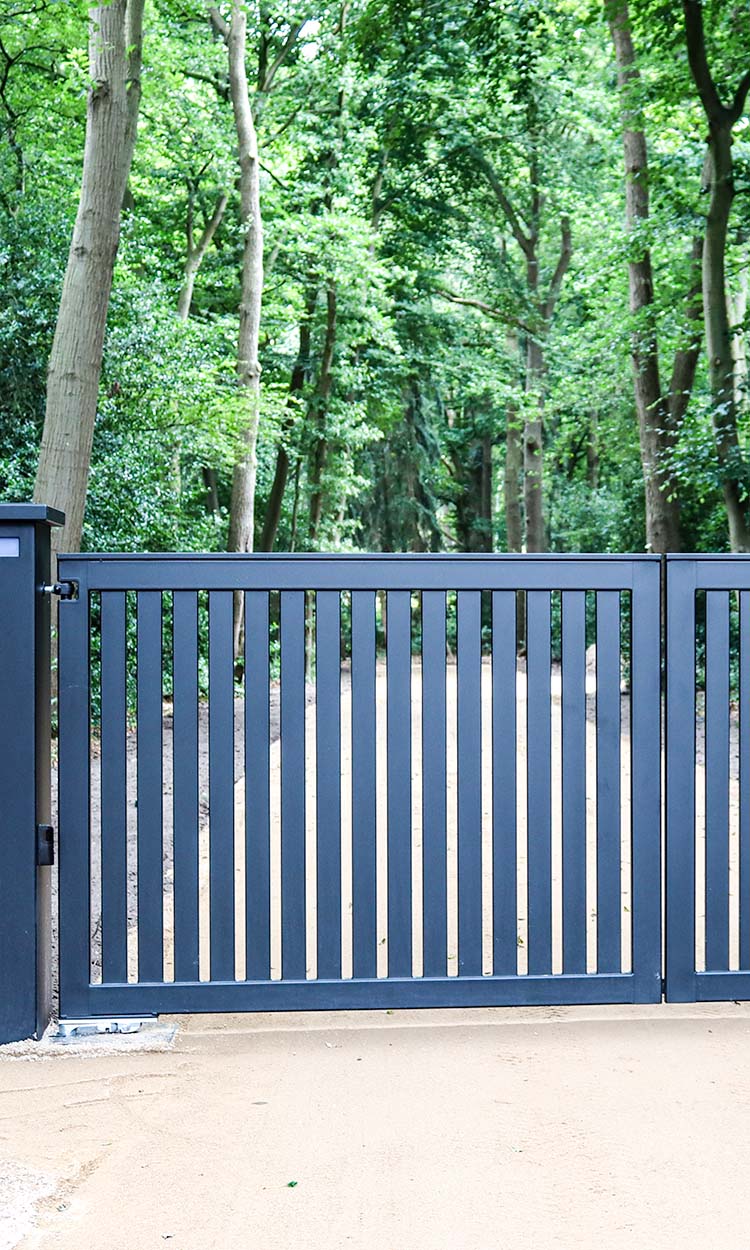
260 284 317 550
504 402 523 552
587 411 600 489
729 240 748 413
202 466 220 514
608 0 684 552
524 242 545 552
33 0 144 551
704 127 750 549
683 0 750 550
212 4 264 649
480 433 493 551
307 285 337 547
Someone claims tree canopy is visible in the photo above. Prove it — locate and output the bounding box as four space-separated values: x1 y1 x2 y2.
2 0 749 556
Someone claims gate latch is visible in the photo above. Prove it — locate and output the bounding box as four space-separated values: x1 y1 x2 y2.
36 824 54 867
42 580 79 601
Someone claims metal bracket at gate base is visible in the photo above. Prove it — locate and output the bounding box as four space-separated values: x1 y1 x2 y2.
41 579 78 601
54 1017 156 1041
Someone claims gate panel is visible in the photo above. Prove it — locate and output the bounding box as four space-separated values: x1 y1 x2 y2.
666 557 750 1000
57 554 662 1017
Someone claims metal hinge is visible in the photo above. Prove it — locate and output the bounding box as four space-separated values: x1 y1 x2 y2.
36 823 54 866
41 579 79 601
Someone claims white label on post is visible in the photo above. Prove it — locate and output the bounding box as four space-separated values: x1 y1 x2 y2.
0 538 20 557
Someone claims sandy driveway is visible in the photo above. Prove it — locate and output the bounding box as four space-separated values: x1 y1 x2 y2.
3 1004 750 1249
12 657 748 1247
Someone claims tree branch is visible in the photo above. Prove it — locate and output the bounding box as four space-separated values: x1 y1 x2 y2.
259 21 304 95
192 189 228 261
463 145 533 258
434 286 531 333
543 216 572 320
209 5 230 40
184 67 229 101
682 0 727 125
729 68 750 126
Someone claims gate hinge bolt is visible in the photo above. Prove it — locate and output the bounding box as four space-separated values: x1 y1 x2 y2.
42 580 78 601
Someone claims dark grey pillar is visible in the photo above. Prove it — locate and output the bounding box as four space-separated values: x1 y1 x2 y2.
0 504 64 1042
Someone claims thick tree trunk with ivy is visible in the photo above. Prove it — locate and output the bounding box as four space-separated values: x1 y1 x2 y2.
33 0 144 552
683 0 750 551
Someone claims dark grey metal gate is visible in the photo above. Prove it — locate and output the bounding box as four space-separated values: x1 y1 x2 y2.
57 553 662 1019
666 555 750 1001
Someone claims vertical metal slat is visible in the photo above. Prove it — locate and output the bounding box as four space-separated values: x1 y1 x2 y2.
386 590 412 978
492 591 517 976
136 591 164 982
561 590 587 975
705 590 730 971
316 591 342 980
665 559 697 1001
100 591 128 984
457 590 482 975
631 562 662 1001
351 591 377 979
280 590 306 979
208 591 235 981
526 591 552 976
245 591 271 981
596 591 622 974
422 590 447 979
740 591 750 968
172 591 199 983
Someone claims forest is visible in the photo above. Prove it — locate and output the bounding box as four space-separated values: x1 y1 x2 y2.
1 0 749 560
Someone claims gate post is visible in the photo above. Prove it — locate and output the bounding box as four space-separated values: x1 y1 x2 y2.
0 504 64 1042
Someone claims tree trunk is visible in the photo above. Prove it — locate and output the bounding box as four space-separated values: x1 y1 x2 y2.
587 411 599 490
704 127 750 549
259 284 317 551
683 0 750 550
33 0 144 552
504 401 523 552
608 0 683 552
524 327 546 553
480 433 493 551
307 285 337 547
212 3 264 650
729 239 748 413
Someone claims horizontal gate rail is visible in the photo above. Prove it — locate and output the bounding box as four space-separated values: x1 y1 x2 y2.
666 556 750 1002
57 553 647 593
57 552 662 1018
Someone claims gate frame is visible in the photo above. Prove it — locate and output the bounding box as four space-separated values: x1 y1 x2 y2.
56 550 663 1020
665 554 750 1002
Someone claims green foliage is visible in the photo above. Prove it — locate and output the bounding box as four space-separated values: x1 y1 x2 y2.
1 0 750 555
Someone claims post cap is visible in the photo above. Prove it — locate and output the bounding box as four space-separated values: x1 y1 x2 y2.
0 504 65 526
